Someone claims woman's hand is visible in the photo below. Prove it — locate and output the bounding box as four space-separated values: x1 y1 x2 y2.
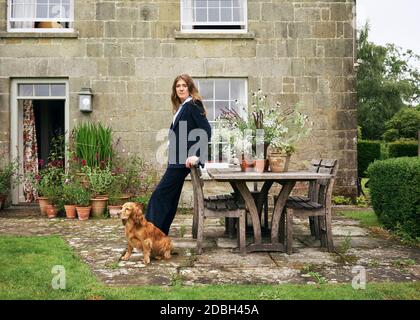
185 156 199 168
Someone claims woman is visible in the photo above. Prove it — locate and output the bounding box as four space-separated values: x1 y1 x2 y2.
145 74 212 235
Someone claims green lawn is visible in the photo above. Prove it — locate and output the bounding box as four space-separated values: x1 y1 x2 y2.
337 210 382 228
0 235 418 300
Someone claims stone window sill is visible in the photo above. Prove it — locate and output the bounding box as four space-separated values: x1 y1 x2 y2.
174 30 255 40
0 31 79 38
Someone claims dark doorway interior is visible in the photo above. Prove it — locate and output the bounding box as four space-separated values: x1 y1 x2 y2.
33 100 65 168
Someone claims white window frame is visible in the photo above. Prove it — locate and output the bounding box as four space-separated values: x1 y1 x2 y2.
195 78 248 167
180 0 247 33
7 0 74 32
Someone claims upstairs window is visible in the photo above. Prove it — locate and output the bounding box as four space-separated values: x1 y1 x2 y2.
7 0 74 32
181 0 247 33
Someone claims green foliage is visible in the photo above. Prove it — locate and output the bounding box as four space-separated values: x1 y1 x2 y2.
357 24 420 140
131 195 150 209
388 140 418 158
357 140 381 177
383 107 420 142
332 195 352 205
367 157 420 241
62 178 83 205
355 195 369 207
0 156 20 194
337 210 381 228
82 165 115 196
72 122 114 168
72 184 92 207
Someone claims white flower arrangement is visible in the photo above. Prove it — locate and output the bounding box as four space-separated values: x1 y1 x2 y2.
213 90 312 161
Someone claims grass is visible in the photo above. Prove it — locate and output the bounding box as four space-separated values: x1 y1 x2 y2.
337 210 382 228
0 235 419 300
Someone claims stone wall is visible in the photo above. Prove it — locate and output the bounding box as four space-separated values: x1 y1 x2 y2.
0 0 357 204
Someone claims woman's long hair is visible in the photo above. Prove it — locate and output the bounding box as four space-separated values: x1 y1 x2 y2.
171 74 207 116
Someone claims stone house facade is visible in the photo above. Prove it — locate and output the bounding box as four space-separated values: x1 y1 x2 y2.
0 0 357 205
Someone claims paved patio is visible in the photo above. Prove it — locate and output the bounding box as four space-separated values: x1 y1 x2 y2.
0 205 418 286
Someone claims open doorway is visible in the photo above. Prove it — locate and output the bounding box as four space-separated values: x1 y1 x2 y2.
11 80 69 204
33 100 65 169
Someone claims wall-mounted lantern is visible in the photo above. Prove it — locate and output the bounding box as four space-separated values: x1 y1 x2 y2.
78 87 93 113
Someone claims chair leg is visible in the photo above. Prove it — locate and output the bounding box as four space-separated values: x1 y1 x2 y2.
279 208 286 244
238 212 246 254
286 209 294 255
192 196 198 239
319 216 327 248
196 213 205 254
325 211 334 252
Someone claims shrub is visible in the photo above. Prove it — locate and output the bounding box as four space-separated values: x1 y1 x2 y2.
383 107 420 142
82 165 115 197
0 157 20 195
388 139 418 158
357 140 381 178
367 157 420 241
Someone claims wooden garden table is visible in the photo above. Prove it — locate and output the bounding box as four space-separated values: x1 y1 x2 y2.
206 168 333 252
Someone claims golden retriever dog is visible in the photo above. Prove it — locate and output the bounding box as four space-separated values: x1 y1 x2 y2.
119 202 173 265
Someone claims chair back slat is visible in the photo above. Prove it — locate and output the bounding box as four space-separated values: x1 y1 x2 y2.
317 159 338 206
308 159 322 201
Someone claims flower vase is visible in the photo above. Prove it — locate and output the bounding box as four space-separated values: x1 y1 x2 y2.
255 159 266 173
240 159 255 172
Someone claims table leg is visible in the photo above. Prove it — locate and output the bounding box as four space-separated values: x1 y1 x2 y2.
256 181 273 218
234 181 262 244
271 181 296 243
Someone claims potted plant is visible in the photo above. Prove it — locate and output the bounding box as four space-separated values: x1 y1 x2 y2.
82 165 114 218
73 185 92 221
216 89 312 172
0 156 20 210
62 177 81 219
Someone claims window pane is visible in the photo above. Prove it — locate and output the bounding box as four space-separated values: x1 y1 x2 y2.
36 5 48 19
233 0 241 7
208 8 219 22
49 3 62 19
233 8 242 21
63 5 70 18
35 84 49 96
198 80 213 99
221 0 233 8
221 8 232 22
18 84 33 96
215 100 230 118
203 101 215 121
230 79 245 100
195 8 207 22
215 80 229 100
51 84 66 96
208 0 219 8
195 0 207 8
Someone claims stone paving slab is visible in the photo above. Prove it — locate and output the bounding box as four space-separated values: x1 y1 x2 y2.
0 206 418 286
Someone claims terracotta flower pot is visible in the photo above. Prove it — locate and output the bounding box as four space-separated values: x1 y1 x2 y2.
268 152 291 173
108 205 122 219
38 197 50 216
76 206 91 221
45 204 58 219
240 159 255 172
90 198 108 218
64 205 77 219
